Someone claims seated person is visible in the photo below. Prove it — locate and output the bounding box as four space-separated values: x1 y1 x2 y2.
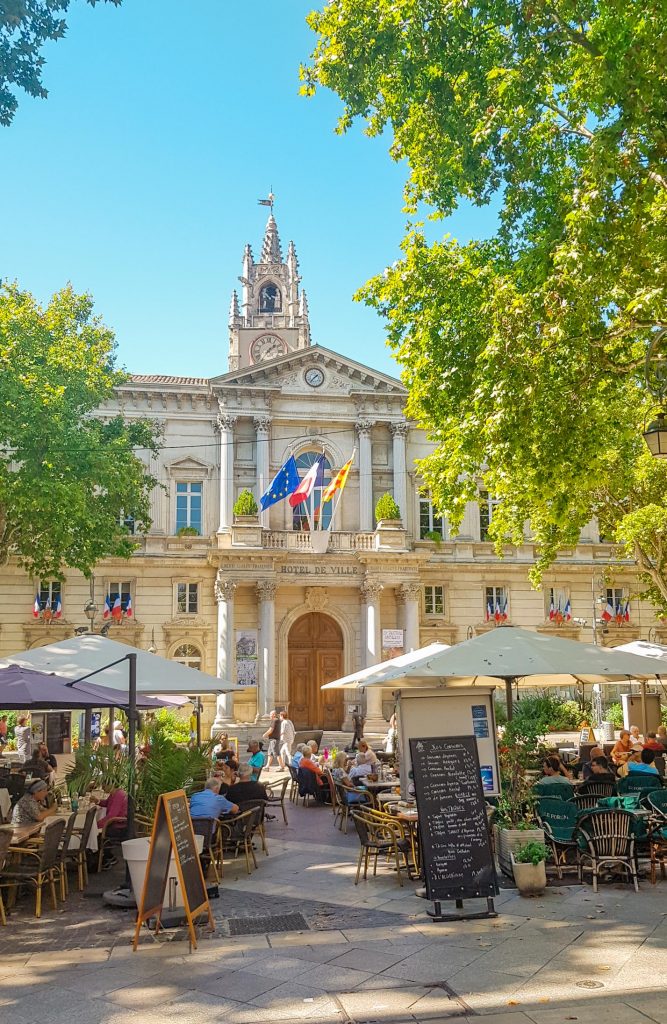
37 742 57 773
213 737 239 772
627 747 660 776
291 743 306 769
332 752 370 799
536 756 574 788
657 725 667 750
611 730 634 766
349 760 374 782
582 746 606 780
307 740 320 760
225 763 269 805
585 756 617 785
354 740 378 768
190 778 238 818
91 783 128 830
22 749 51 781
11 779 54 825
629 725 643 745
643 732 664 751
246 740 266 781
298 749 325 787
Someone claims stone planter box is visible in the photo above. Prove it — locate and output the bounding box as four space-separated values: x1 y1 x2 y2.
495 825 545 877
511 854 547 896
374 519 407 551
232 517 262 548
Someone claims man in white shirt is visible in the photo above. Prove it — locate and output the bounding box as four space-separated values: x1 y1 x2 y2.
279 711 296 770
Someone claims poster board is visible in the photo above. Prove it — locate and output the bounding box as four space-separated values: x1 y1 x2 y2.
397 688 500 797
133 789 214 950
236 630 258 688
409 735 498 904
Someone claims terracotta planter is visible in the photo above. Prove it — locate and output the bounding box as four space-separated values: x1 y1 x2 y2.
495 825 545 877
511 854 547 896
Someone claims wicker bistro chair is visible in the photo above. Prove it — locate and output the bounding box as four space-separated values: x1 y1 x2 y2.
297 767 327 806
65 806 98 891
365 806 419 876
350 809 412 887
265 776 289 825
575 809 639 893
97 814 129 871
287 765 300 803
53 811 78 901
536 798 580 878
219 808 259 875
0 817 66 917
236 800 269 856
334 781 373 834
0 829 11 925
533 781 576 800
191 816 222 883
574 781 617 809
323 769 340 825
646 790 667 884
617 775 663 798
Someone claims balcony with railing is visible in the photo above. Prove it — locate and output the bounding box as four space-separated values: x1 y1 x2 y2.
261 530 377 552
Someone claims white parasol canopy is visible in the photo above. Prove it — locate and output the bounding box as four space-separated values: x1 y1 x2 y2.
0 634 238 696
325 643 450 690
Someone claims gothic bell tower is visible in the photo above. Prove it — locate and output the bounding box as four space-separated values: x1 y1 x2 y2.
227 211 311 370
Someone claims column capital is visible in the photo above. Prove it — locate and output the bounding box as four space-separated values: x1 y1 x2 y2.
256 579 277 602
214 573 237 603
389 421 409 438
356 419 375 437
216 412 237 433
253 415 271 434
397 581 422 604
360 577 384 603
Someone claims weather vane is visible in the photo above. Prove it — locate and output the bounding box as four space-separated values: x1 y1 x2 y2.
258 189 275 212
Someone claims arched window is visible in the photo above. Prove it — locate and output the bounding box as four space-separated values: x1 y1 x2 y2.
292 451 333 532
172 643 202 670
259 283 281 313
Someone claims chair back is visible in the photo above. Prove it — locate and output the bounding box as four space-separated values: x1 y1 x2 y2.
297 768 320 799
191 816 217 853
573 792 604 811
577 781 616 800
267 776 289 801
533 781 575 800
647 789 667 820
351 810 372 846
576 808 635 859
617 774 663 796
76 806 99 849
0 828 11 872
287 765 299 785
537 796 579 840
38 817 67 871
237 800 266 824
221 808 254 843
323 769 338 809
655 753 666 777
59 812 78 852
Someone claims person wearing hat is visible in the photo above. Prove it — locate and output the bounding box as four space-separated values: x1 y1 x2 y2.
11 779 54 826
246 740 265 781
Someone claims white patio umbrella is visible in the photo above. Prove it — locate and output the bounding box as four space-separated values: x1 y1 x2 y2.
327 643 450 690
322 626 665 720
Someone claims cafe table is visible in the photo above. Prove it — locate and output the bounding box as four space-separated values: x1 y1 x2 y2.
9 821 43 845
356 779 399 792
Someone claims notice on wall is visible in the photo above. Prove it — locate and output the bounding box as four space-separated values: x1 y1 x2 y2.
235 630 258 688
472 703 490 740
382 629 404 649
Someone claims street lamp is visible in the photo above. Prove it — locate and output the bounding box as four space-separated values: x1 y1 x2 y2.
643 330 667 457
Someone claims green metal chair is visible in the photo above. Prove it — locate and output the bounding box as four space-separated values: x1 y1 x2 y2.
617 774 663 798
575 809 639 893
536 797 579 878
646 790 667 884
533 781 576 800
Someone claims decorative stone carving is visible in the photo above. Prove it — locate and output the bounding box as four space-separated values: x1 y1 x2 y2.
397 582 422 604
216 412 237 433
253 415 271 434
256 580 277 602
356 419 375 436
214 574 237 603
305 587 329 612
360 578 384 602
389 422 409 438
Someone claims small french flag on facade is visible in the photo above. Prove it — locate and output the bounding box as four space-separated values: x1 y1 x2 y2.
103 594 112 619
125 595 133 618
53 595 62 619
33 593 41 618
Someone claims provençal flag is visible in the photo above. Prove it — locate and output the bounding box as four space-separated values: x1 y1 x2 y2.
321 453 355 504
260 455 300 511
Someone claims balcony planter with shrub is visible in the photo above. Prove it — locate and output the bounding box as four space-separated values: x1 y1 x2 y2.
231 490 262 548
233 489 259 523
511 841 549 896
374 492 406 551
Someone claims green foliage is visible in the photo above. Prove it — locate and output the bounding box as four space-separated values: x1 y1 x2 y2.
0 1 122 127
145 708 190 745
493 700 507 727
514 841 550 865
0 710 17 737
176 525 199 537
233 489 259 517
304 0 667 609
375 492 401 522
605 702 625 728
0 283 161 578
496 718 541 829
423 529 443 547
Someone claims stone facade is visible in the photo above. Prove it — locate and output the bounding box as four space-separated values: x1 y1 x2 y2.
0 215 657 734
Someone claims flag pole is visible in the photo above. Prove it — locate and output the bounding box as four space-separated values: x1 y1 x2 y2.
330 448 356 532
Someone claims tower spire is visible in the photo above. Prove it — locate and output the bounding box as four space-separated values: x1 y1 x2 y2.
260 213 282 263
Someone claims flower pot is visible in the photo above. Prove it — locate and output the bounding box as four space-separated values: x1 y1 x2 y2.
511 854 547 896
495 825 545 877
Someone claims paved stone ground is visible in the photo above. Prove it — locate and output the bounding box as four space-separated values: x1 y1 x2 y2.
1 770 666 1024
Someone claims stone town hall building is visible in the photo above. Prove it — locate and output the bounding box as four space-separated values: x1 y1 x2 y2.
0 214 657 734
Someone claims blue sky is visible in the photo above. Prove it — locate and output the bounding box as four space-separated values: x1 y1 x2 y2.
1 0 494 381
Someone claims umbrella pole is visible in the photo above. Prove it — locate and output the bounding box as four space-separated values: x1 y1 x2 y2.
505 678 514 721
196 696 202 747
639 679 649 736
126 653 137 843
84 709 92 745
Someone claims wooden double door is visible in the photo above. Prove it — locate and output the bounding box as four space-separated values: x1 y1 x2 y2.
288 613 344 730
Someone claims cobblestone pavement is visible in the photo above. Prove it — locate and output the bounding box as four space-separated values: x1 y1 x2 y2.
1 776 666 1024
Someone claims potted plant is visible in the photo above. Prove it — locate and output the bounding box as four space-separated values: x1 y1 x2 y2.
375 492 401 525
233 489 259 521
511 841 550 896
494 718 545 876
374 492 406 551
177 525 200 537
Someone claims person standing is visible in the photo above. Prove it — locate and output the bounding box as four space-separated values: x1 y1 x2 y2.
350 707 365 751
0 715 8 747
279 710 295 769
263 711 281 770
15 715 32 759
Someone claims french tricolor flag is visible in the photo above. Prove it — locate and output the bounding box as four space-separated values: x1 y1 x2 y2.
53 595 62 619
111 596 123 622
125 595 133 618
564 598 572 622
33 593 41 618
103 594 112 619
288 455 325 508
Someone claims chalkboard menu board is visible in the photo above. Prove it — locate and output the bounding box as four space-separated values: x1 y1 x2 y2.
133 789 214 950
409 735 498 907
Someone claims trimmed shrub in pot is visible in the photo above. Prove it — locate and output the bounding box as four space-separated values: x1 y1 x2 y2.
511 841 549 896
233 489 258 518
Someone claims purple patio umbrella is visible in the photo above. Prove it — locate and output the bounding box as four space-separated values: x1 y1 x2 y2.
0 664 168 710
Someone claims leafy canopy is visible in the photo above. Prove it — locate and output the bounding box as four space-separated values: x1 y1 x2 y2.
0 0 121 126
303 0 667 605
0 282 161 578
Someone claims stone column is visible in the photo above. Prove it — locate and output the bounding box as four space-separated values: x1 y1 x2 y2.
256 580 277 720
254 415 271 528
360 577 385 730
212 573 236 731
216 412 236 533
390 422 409 524
356 419 374 532
398 581 422 652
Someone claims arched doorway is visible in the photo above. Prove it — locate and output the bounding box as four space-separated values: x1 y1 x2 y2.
288 613 344 729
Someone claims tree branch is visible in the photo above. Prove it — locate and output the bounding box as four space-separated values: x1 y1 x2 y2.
543 102 594 140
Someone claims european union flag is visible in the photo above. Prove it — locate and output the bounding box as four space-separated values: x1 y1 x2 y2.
260 455 300 511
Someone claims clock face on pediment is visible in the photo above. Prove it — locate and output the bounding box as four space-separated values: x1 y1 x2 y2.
250 334 288 363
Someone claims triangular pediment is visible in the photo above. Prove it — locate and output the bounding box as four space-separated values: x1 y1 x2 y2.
210 345 406 397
